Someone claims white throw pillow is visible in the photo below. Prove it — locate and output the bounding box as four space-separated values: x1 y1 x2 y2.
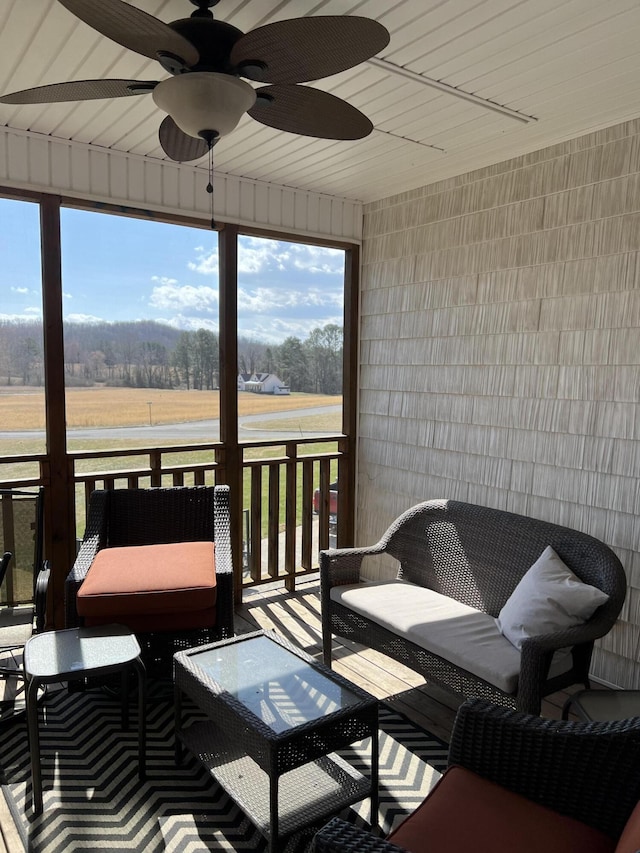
496 545 610 650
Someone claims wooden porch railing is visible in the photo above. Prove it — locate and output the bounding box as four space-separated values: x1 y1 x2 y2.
0 435 347 620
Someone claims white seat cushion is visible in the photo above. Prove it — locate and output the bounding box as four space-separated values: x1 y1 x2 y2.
331 580 571 694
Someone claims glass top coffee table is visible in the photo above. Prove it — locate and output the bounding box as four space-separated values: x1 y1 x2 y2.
173 629 378 852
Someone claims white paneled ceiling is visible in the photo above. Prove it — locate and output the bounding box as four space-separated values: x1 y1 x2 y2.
1 0 640 203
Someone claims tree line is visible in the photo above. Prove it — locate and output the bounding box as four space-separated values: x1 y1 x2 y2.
0 319 343 395
235 324 343 394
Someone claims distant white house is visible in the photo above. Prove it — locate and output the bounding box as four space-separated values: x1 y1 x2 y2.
237 372 290 395
237 372 253 391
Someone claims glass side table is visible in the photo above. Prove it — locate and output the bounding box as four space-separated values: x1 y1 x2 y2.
24 623 146 814
562 689 640 722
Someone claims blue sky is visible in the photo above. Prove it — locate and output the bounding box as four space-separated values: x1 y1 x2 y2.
1 198 345 345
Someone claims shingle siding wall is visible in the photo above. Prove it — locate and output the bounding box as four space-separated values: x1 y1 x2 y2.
360 117 640 688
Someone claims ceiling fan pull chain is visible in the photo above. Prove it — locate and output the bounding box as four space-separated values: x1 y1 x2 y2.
207 141 215 229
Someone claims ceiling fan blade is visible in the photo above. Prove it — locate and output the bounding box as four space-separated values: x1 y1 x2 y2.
158 115 215 162
0 79 158 104
230 16 389 84
248 85 373 140
57 0 199 66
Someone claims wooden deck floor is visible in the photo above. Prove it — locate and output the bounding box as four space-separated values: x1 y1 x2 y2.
0 575 586 851
236 575 580 743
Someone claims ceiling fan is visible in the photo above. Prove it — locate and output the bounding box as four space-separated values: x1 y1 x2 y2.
0 0 390 163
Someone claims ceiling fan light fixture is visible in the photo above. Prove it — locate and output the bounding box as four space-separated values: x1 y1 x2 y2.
152 72 256 139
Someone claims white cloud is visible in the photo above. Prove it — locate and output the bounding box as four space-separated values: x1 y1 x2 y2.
289 243 344 275
188 247 218 276
237 286 342 315
151 275 178 285
162 315 219 333
238 314 342 344
146 236 344 344
10 286 29 294
0 312 41 322
65 313 105 324
149 281 218 313
237 237 344 276
187 237 344 280
238 238 289 273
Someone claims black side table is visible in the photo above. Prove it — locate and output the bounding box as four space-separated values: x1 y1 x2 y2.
24 623 146 814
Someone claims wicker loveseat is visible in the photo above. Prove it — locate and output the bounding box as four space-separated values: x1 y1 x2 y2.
65 484 234 674
314 698 640 853
321 500 626 715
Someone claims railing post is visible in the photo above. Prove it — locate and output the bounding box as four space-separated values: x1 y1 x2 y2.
267 463 280 579
337 437 353 548
284 443 297 592
301 459 314 571
150 450 162 487
317 459 331 552
249 465 262 582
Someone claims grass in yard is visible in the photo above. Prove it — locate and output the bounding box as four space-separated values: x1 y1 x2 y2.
243 412 342 432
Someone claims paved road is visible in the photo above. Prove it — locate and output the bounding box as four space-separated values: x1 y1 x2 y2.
0 405 342 442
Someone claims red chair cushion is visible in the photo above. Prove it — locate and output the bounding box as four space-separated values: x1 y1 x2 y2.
77 542 217 632
615 800 640 853
387 766 615 853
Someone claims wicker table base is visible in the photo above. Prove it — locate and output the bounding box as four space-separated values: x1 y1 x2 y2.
174 630 379 853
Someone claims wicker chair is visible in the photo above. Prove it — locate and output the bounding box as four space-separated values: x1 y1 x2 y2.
321 499 627 714
314 698 640 853
65 485 234 676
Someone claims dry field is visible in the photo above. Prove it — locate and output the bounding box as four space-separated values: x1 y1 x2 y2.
0 386 341 431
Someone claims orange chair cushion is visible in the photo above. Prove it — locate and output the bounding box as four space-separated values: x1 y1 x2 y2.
387 766 615 853
615 800 640 853
77 542 217 632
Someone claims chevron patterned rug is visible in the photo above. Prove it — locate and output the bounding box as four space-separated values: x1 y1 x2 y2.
0 686 448 852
